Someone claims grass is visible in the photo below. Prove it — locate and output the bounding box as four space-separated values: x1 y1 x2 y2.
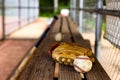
102 21 106 31
40 5 70 17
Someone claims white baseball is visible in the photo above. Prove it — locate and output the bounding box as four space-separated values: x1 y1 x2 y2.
73 55 92 73
55 32 63 41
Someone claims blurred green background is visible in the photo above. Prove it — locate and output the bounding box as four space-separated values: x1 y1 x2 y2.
39 0 106 31
39 0 70 17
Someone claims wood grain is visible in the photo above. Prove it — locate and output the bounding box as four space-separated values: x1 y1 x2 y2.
66 16 110 80
17 16 110 80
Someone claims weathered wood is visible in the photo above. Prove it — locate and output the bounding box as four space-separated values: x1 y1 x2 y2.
17 36 55 80
67 16 111 80
17 16 110 80
59 64 82 80
58 16 82 80
17 16 61 80
66 17 91 49
85 58 111 80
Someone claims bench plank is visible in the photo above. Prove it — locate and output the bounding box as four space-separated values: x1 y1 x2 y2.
66 17 91 49
17 34 55 80
17 16 110 80
85 59 111 80
58 17 82 80
67 17 111 80
17 17 62 80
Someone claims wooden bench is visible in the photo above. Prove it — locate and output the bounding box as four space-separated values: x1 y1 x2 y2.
11 16 111 80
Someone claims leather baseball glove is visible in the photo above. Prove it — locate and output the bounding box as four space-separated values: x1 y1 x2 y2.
49 42 95 66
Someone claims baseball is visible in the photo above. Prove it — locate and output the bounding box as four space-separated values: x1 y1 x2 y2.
55 32 63 41
73 55 92 73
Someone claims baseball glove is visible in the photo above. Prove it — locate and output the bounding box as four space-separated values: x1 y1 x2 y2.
49 42 95 66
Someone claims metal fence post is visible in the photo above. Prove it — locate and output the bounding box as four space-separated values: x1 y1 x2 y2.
70 0 74 20
70 0 71 17
1 0 5 40
18 0 21 28
79 0 83 33
76 0 79 24
73 0 76 21
95 0 103 60
54 0 58 13
70 0 76 21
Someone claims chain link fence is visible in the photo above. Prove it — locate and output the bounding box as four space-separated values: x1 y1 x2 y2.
70 0 120 80
0 0 39 40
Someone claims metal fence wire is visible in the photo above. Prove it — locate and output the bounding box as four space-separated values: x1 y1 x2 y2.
0 0 39 40
104 16 120 48
100 35 120 80
70 0 120 80
102 1 120 79
104 0 120 48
